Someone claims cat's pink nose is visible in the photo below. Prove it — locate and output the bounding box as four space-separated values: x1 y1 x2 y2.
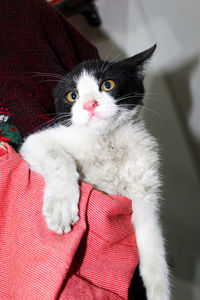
83 100 98 112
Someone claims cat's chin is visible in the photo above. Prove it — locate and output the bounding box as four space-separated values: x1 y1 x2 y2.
85 117 111 134
72 115 112 135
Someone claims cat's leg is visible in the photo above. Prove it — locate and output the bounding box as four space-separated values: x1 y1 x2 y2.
132 198 170 300
20 128 79 234
124 161 170 299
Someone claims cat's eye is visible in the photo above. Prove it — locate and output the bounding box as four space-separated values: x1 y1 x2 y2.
65 91 79 103
101 80 115 92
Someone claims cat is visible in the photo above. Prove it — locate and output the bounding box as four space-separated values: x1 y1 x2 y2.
20 45 170 300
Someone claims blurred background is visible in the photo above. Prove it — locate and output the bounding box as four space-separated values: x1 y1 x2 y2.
52 0 200 299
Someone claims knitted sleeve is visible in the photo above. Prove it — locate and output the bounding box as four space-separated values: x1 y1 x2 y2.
0 0 98 138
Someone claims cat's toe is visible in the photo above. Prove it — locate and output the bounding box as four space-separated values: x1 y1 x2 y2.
71 215 79 225
43 187 80 234
44 203 78 234
43 205 65 234
70 204 80 225
46 218 64 234
62 224 72 234
61 203 79 233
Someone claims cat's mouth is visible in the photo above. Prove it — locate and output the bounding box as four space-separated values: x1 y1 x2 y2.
87 112 102 123
82 109 111 130
83 101 103 123
72 101 118 131
83 104 119 130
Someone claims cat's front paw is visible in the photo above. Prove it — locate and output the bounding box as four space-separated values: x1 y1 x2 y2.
43 183 80 234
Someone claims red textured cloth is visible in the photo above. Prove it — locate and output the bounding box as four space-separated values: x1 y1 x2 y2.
0 143 138 299
0 0 98 136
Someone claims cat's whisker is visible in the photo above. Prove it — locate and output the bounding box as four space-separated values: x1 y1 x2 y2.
137 92 164 96
142 106 168 120
115 92 139 99
50 112 71 126
53 64 68 76
32 119 57 132
60 73 78 85
99 61 115 81
53 116 65 123
115 95 138 102
30 72 65 81
30 71 63 77
44 112 67 117
114 108 134 119
115 95 135 101
116 92 135 99
115 93 166 104
62 119 72 127
53 113 71 123
144 95 168 104
100 53 122 78
30 73 63 79
139 93 166 101
99 52 124 83
100 47 115 73
58 115 72 121
117 103 135 108
144 92 164 96
133 92 165 99
94 58 101 73
38 79 63 83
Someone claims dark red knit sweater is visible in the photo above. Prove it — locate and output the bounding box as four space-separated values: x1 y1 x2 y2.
0 0 98 136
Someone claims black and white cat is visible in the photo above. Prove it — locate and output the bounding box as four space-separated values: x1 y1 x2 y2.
20 45 170 300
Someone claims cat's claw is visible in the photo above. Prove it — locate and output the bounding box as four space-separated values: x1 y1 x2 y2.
43 186 80 234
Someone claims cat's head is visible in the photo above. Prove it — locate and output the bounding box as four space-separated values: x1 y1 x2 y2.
54 45 156 133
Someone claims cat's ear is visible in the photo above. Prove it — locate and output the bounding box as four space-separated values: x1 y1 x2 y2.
122 44 156 74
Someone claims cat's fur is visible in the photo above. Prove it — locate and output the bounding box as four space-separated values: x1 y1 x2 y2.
20 45 170 300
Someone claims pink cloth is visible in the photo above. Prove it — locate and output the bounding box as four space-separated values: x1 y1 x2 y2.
0 143 138 299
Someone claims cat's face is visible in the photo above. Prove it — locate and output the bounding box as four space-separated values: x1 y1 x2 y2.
54 45 156 134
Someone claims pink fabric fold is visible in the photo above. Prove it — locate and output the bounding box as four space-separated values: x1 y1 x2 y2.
0 143 138 299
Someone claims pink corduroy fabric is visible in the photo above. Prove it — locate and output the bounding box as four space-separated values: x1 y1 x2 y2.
0 143 138 300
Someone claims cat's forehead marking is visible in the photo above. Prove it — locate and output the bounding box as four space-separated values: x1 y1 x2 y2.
77 70 99 94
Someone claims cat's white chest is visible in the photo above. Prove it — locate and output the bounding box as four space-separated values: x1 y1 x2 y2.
76 140 127 195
